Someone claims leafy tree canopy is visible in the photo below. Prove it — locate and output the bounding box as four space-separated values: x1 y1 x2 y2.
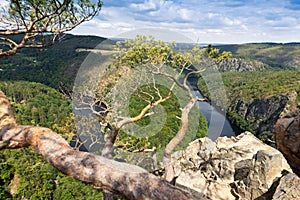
114 35 187 68
0 0 102 57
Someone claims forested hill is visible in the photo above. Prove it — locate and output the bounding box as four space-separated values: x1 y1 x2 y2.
216 43 300 70
0 34 107 90
1 35 300 92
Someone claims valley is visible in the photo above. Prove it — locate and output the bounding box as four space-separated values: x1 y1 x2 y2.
0 34 299 199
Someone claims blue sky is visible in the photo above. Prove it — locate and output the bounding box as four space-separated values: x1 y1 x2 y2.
69 0 300 43
1 0 299 44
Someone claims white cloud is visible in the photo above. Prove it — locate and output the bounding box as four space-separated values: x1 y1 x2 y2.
222 17 242 26
70 0 300 44
130 0 158 11
208 13 220 19
178 8 193 21
241 24 248 31
265 16 298 27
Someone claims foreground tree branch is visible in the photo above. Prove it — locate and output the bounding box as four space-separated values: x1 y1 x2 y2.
0 91 208 199
0 0 103 58
162 69 207 182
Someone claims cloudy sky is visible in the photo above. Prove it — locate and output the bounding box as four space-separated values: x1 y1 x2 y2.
69 0 300 44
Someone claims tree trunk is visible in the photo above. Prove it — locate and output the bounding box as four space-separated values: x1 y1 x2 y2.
0 91 208 200
163 99 196 182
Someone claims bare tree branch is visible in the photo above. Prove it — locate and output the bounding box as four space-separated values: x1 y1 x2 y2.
0 90 208 200
100 88 172 158
160 69 207 182
116 93 172 129
163 99 196 182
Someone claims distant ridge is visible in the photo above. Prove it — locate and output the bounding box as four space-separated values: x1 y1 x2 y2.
216 42 300 70
0 34 299 92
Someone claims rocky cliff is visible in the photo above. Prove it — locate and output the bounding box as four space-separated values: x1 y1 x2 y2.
229 95 290 134
171 132 300 200
217 58 268 72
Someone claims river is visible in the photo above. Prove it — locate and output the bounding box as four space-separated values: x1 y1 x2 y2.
193 90 236 140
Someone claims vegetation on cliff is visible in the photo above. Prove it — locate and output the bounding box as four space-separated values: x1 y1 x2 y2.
0 81 104 199
199 70 300 105
0 36 210 198
217 43 300 70
1 33 300 198
198 70 300 141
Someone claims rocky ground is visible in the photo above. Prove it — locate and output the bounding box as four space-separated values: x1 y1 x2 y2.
170 123 300 199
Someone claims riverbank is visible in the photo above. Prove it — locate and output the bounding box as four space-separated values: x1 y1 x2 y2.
197 70 300 144
193 90 236 140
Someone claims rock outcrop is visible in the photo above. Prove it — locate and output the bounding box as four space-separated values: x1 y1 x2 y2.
171 132 300 200
217 58 268 72
275 110 300 177
272 172 300 199
230 95 289 134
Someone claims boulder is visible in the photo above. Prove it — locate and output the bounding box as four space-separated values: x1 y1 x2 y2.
275 110 300 176
171 132 296 200
272 172 300 200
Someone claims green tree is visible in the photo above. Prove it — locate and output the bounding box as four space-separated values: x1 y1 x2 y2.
74 36 209 184
205 44 232 60
0 0 102 58
114 35 187 67
1 32 209 199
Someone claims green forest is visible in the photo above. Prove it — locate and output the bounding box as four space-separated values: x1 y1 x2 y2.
0 35 106 90
0 81 104 199
198 70 300 140
1 33 300 199
1 0 300 199
0 35 210 199
217 43 300 70
198 70 300 106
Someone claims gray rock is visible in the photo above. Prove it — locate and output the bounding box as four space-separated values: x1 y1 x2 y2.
171 132 295 200
275 110 300 177
231 95 289 134
217 58 268 72
273 172 300 200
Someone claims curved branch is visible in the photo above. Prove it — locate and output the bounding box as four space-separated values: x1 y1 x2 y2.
162 68 206 182
0 37 18 48
183 69 205 99
116 93 171 129
101 91 172 158
0 0 103 58
163 99 196 182
0 91 208 199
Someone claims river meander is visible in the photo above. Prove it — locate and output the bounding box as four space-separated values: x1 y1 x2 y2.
193 90 236 140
